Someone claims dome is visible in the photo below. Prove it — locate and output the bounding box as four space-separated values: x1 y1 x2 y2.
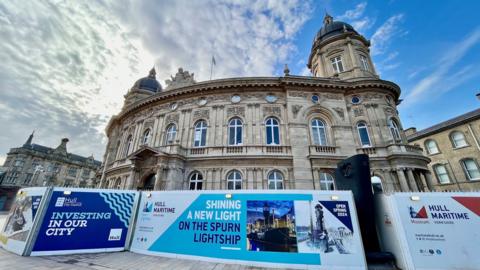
314 14 358 43
133 68 162 92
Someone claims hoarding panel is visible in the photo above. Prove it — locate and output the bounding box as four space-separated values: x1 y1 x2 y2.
380 193 480 270
130 190 366 270
0 187 47 255
30 188 138 255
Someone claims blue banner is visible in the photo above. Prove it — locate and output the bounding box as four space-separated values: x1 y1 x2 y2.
32 190 136 253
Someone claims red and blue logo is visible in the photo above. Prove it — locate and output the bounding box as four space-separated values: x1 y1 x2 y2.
409 206 428 219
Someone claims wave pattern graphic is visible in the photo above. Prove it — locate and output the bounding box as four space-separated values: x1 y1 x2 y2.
99 192 135 228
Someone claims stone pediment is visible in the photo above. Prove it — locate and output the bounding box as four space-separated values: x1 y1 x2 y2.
128 145 166 160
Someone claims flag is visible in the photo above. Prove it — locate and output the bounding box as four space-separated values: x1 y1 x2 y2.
212 55 216 66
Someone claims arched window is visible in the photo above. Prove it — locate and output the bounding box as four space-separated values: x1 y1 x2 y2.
433 164 450 184
425 139 439 154
388 119 401 142
268 170 284 190
114 141 120 159
451 131 467 148
461 158 480 180
265 117 280 145
142 129 151 145
124 135 133 157
194 120 207 147
165 124 177 145
356 122 371 147
319 173 335 190
114 178 122 189
371 176 383 193
228 118 243 145
227 170 242 190
311 119 328 145
189 172 203 190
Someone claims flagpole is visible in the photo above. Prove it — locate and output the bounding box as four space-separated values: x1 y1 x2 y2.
210 57 214 80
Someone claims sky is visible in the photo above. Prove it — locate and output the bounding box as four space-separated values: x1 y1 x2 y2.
0 0 479 164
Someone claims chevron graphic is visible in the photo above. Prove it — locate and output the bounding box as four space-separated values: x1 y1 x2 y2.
100 192 134 228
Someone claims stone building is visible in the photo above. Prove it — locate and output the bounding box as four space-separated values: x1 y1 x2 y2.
406 108 480 191
0 132 101 189
100 14 431 192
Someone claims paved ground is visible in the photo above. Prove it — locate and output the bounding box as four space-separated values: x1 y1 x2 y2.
0 248 279 270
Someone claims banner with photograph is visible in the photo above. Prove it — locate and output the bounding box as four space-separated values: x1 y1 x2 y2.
130 191 365 269
30 188 138 255
0 187 47 255
392 193 480 270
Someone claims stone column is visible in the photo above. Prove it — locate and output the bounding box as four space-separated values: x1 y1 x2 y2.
406 169 419 192
154 167 163 190
126 168 136 190
419 172 429 192
424 171 436 191
382 170 395 193
396 169 409 192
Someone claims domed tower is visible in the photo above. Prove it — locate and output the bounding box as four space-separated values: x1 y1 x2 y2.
307 13 377 80
123 68 162 107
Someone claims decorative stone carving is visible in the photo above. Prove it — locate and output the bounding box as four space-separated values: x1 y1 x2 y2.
165 113 179 124
227 107 245 117
193 109 209 120
165 68 196 90
333 107 345 120
288 91 307 98
292 105 302 118
384 107 396 115
321 93 343 100
353 108 364 117
263 106 282 117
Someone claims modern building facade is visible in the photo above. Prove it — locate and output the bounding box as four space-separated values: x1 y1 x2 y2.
406 108 480 191
0 132 101 189
100 14 431 193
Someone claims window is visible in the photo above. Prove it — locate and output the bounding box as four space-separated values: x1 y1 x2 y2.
388 118 401 142
371 176 383 193
311 119 328 146
331 56 344 73
433 164 450 184
227 170 242 190
265 117 280 145
351 96 361 104
425 139 439 154
189 172 203 190
268 170 284 190
124 135 133 157
228 118 243 145
451 131 467 148
24 173 33 184
319 173 335 190
14 159 25 168
82 169 90 178
165 124 177 145
194 120 207 147
142 129 151 145
360 55 369 71
461 159 480 180
67 167 77 177
357 122 371 147
114 178 122 189
114 141 120 159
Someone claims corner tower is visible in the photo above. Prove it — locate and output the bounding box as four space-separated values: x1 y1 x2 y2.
307 13 377 80
123 68 162 107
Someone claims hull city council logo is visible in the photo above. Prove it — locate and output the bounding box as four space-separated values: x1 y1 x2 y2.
409 206 428 219
143 202 153 213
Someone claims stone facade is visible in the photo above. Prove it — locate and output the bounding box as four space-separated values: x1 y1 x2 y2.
100 15 430 192
406 108 480 191
0 133 101 188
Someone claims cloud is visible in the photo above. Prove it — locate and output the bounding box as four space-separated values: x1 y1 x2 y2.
336 2 373 32
404 27 480 105
370 14 404 56
0 0 313 163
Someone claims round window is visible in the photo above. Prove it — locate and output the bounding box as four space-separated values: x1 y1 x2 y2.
351 96 361 104
311 95 320 104
169 102 178 110
198 97 207 106
265 94 277 103
231 95 241 103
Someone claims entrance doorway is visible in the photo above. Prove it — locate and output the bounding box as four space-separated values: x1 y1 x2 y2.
139 173 156 190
